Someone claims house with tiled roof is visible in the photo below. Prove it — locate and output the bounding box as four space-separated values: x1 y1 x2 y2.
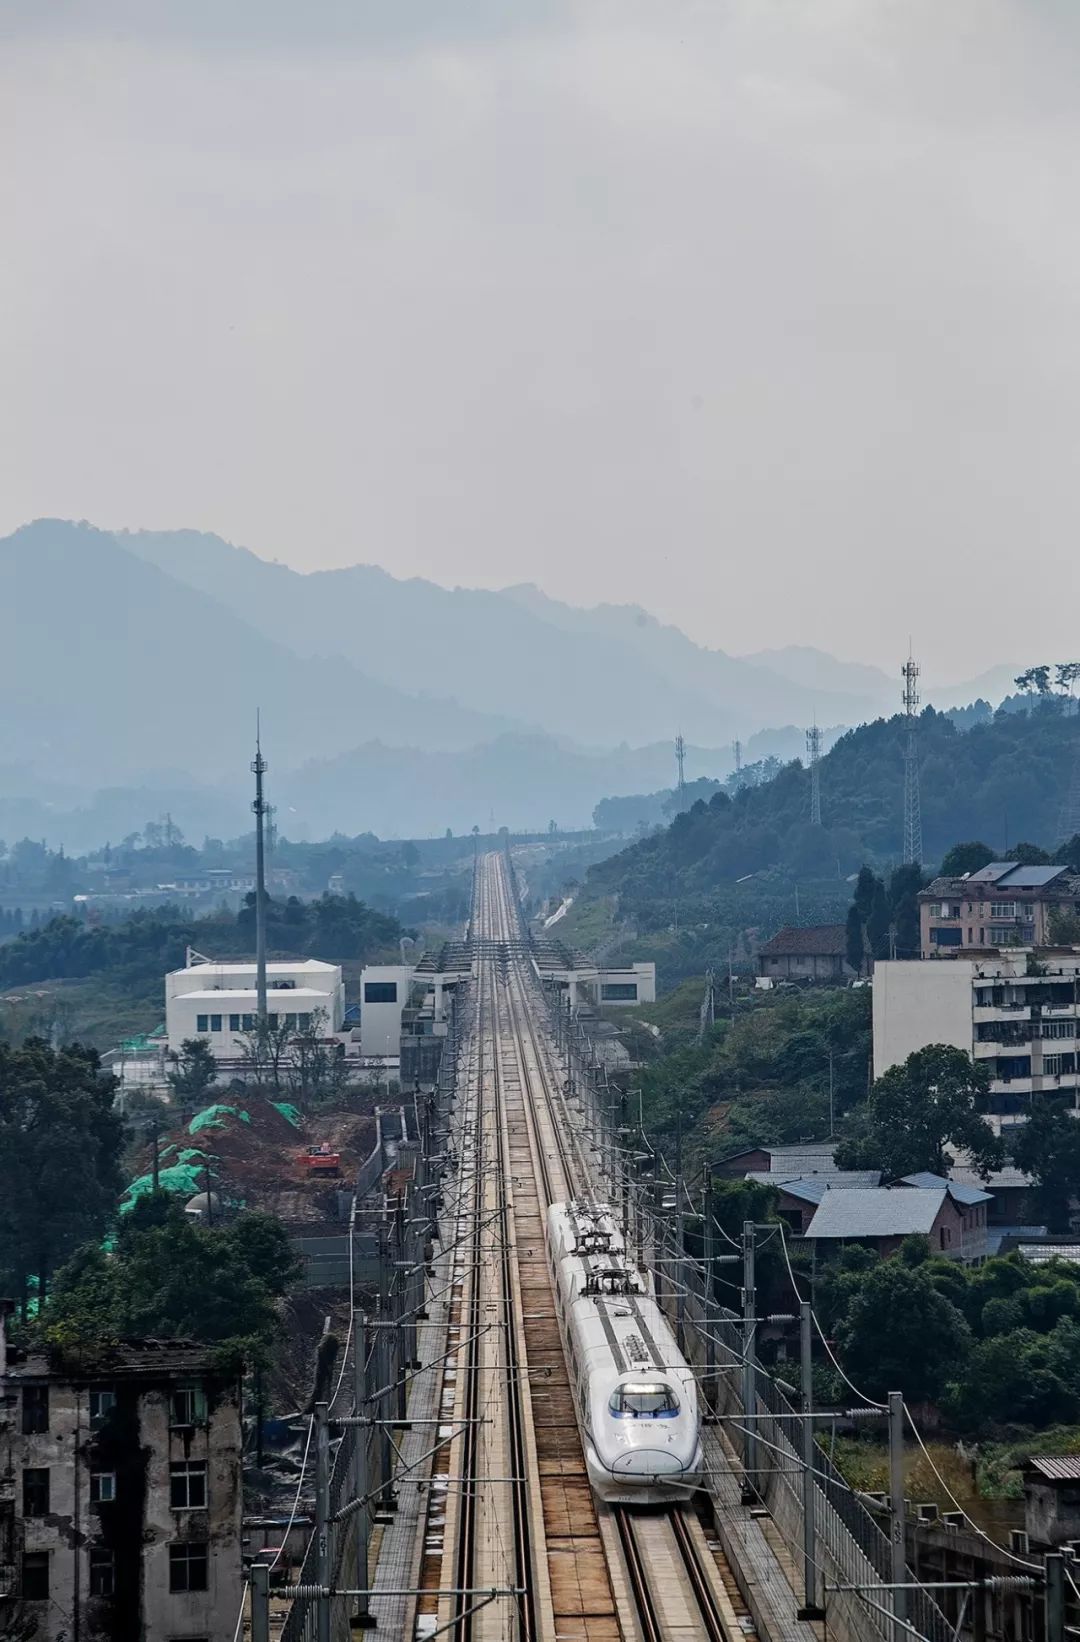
756 924 853 982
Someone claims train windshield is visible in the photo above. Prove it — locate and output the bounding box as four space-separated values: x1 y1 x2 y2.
609 1382 680 1418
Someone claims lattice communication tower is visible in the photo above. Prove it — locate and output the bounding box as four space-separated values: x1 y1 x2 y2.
675 733 686 794
806 723 823 826
901 654 923 865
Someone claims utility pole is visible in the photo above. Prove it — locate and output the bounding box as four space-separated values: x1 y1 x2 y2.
674 1101 686 1352
353 1315 374 1629
252 719 269 1028
315 1399 331 1642
798 1303 824 1619
675 732 686 794
741 1220 757 1502
251 1561 270 1642
901 652 923 865
888 1391 906 1642
1045 1551 1065 1642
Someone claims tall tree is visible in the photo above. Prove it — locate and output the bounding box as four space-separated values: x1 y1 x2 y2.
1012 1099 1080 1235
837 1260 972 1405
0 1039 123 1310
845 904 865 977
888 863 924 958
866 879 891 960
834 1043 1003 1178
167 1037 218 1104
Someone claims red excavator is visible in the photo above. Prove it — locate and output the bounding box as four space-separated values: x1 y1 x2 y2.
300 1143 341 1177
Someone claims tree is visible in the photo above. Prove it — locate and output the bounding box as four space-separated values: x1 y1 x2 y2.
837 1259 972 1404
866 880 891 960
0 1040 123 1311
887 864 923 959
167 1037 217 1104
853 865 877 923
940 841 994 878
45 1204 294 1370
1012 1099 1080 1234
1048 907 1080 945
1011 841 1051 865
845 904 865 976
834 1043 1003 1178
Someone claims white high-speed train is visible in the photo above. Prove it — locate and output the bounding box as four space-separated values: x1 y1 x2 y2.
545 1200 703 1504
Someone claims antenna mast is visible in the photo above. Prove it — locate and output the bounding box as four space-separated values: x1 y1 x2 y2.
675 733 686 794
733 738 743 788
806 721 822 826
901 652 923 865
252 717 269 1027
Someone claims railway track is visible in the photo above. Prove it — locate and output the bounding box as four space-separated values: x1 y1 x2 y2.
416 850 751 1641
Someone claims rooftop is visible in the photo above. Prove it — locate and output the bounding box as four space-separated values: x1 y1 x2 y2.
1027 1456 1080 1482
5 1337 214 1382
746 1170 882 1203
758 924 848 958
805 1186 948 1240
172 958 340 977
898 1171 993 1207
923 863 1078 897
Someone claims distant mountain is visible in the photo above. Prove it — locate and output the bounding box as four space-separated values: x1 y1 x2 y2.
0 521 516 789
120 529 889 743
739 645 895 707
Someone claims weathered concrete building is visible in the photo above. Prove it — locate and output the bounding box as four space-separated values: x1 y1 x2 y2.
0 1320 242 1641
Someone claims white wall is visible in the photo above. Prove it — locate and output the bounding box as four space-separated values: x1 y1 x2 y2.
873 960 975 1077
360 965 415 1058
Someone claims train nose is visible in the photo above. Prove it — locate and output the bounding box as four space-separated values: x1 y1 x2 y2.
610 1450 686 1478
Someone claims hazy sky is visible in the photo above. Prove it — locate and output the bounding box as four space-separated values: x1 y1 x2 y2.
5 0 1080 681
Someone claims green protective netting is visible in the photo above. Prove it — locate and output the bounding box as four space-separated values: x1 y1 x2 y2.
272 1102 304 1129
119 1162 212 1214
176 1147 209 1165
188 1103 250 1135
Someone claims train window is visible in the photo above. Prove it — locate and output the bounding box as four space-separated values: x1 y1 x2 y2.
608 1382 680 1419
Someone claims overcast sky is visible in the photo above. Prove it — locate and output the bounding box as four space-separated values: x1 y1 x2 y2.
4 0 1080 682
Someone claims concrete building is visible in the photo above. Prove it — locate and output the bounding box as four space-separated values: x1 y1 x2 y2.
756 924 854 982
874 951 1080 1122
1024 1456 1080 1547
0 1321 242 1640
530 936 657 1009
165 956 344 1056
358 964 416 1058
920 862 1080 958
804 1183 989 1262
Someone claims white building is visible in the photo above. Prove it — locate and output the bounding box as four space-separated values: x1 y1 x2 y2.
874 951 1080 1126
165 957 344 1056
358 965 415 1058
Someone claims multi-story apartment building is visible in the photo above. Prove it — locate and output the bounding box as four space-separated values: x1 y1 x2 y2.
874 951 1080 1125
0 1315 242 1641
919 862 1080 958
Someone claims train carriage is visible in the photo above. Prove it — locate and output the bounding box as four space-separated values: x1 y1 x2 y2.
545 1199 703 1504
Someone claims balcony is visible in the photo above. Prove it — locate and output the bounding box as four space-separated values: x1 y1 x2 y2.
973 1004 1031 1025
989 1076 1034 1098
974 1038 1031 1058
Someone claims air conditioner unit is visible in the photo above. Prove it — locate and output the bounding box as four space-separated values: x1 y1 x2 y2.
917 1503 939 1523
942 1511 964 1530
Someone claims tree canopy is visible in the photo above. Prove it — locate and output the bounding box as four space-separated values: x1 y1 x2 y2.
834 1043 1003 1178
0 1038 123 1309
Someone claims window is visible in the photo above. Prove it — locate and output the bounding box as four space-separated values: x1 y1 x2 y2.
170 1385 206 1428
1044 1054 1077 1078
990 902 1018 918
169 1541 208 1593
89 1388 116 1429
170 1461 207 1510
364 981 398 1004
608 1381 680 1419
990 927 1021 945
242 1012 255 1031
23 1468 49 1517
90 1471 116 1505
1042 1020 1075 1040
89 1547 115 1598
21 1385 48 1434
601 983 638 1001
229 1013 241 1032
21 1552 49 1601
930 928 962 947
298 1012 312 1031
209 1014 222 1032
196 1013 209 1033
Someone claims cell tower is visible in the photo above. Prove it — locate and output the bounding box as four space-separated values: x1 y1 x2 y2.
806 722 823 826
251 719 269 1026
733 738 743 786
901 652 923 865
675 733 686 793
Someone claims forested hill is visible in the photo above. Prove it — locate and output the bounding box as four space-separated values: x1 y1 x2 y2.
584 702 1080 924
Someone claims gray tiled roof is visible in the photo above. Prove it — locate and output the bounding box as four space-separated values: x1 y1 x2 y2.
899 1171 992 1207
806 1187 947 1240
